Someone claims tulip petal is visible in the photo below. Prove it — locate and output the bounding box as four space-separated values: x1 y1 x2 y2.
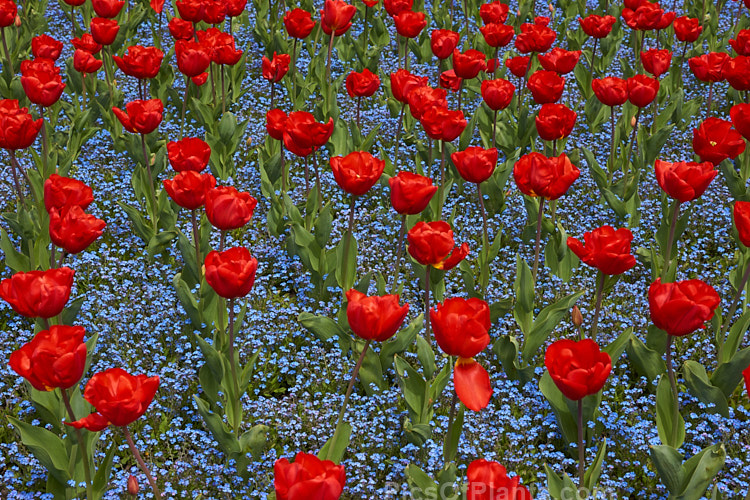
454 358 492 411
66 412 110 431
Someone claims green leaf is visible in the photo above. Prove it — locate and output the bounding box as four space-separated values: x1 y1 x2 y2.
677 443 726 500
93 440 118 499
405 464 438 499
443 404 464 463
193 396 240 455
655 375 685 449
584 438 607 490
650 445 685 495
335 231 358 292
711 347 750 397
416 334 436 379
174 274 202 328
317 422 351 464
394 355 427 421
355 340 386 395
522 290 585 362
379 315 421 370
0 228 29 272
602 327 632 364
539 371 579 449
298 312 346 343
240 424 270 459
625 334 666 382
7 416 70 485
682 360 729 417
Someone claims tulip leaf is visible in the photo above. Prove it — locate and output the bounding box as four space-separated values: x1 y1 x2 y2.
650 445 685 495
354 340 386 395
711 347 750 397
317 422 351 464
335 231 358 292
513 254 534 334
539 371 578 452
678 443 726 500
545 464 580 500
416 334 436 379
625 333 666 382
0 228 29 272
584 438 607 490
405 464 438 499
7 416 71 486
522 290 585 362
380 315 421 371
655 375 685 449
240 424 270 460
193 396 240 455
442 404 464 464
682 360 728 417
394 355 427 423
173 273 202 329
721 309 750 364
93 440 118 499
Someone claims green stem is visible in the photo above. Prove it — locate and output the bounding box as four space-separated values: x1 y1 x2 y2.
590 271 606 342
622 109 640 194
7 150 27 206
326 33 335 84
39 106 50 177
326 339 370 461
532 197 546 284
577 399 585 489
717 262 750 364
1 27 14 75
123 426 161 499
140 134 158 231
438 141 446 218
478 183 489 293
443 390 459 463
390 215 406 294
191 209 201 270
424 265 432 345
665 335 680 448
180 77 190 139
341 196 356 290
221 65 226 114
227 298 240 435
662 200 681 280
62 388 94 500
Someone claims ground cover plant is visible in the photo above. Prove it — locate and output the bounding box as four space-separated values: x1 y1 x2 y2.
1 0 750 497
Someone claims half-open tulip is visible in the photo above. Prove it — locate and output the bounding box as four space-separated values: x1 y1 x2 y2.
167 137 212 172
545 339 611 400
692 117 745 166
654 160 716 202
9 325 87 391
451 146 497 184
0 267 75 318
205 247 258 298
407 221 469 270
466 459 532 500
649 278 720 336
389 172 437 214
163 171 216 210
49 206 106 254
274 452 345 500
567 226 636 275
112 99 164 135
513 152 580 200
205 186 257 230
345 289 409 342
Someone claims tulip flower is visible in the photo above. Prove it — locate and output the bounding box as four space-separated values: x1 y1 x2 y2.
439 70 462 92
527 70 565 104
44 174 94 213
730 29 750 56
566 227 638 275
692 117 745 166
205 186 258 232
654 160 716 202
20 59 66 108
689 53 729 83
282 111 335 158
90 18 120 46
538 47 582 74
175 0 204 22
9 325 87 391
389 172 436 215
479 1 509 24
451 147 497 185
346 289 409 342
330 151 385 196
420 106 467 142
641 48 672 78
0 267 75 319
0 99 42 150
649 278 720 337
673 16 702 43
112 99 164 135
452 49 486 80
505 56 531 78
466 460 532 500
49 206 106 255
407 85 448 120
262 52 291 83
731 103 750 142
480 22 514 49
284 8 316 39
169 17 195 40
535 103 576 142
431 297 492 411
31 34 63 60
345 68 380 125
592 77 628 106
407 221 469 271
627 74 659 108
384 0 412 16
515 22 556 54
274 452 345 500
175 40 211 77
113 45 164 82
390 69 428 104
430 29 459 59
73 49 103 74
204 247 258 299
744 364 750 400
393 10 426 39
734 201 750 248
579 14 617 38
321 0 356 81
163 171 216 210
723 56 750 91
91 0 124 18
167 137 212 172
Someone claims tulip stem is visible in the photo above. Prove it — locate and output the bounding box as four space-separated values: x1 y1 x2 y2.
590 271 605 342
622 109 640 196
280 144 288 192
492 109 498 150
477 183 490 294
356 96 361 129
1 27 14 76
395 103 405 167
662 200 681 280
39 106 50 178
424 265 432 345
123 426 161 499
140 134 158 232
438 141 446 218
312 149 322 211
290 38 298 99
70 5 79 37
707 82 713 115
608 107 616 178
103 47 115 105
457 81 463 114
341 196 356 291
270 83 276 112
516 53 534 117
443 390 460 463
591 38 599 75
191 209 201 270
220 230 226 252
532 197 545 284
303 156 310 197
390 215 407 294
180 77 190 140
577 399 585 489
363 6 370 43
326 33 335 84
7 150 27 206
717 262 750 364
61 388 94 500
221 65 226 114
326 339 370 462
58 249 66 269
665 335 680 448
227 297 241 435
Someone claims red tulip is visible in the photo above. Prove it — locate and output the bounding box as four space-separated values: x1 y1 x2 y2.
90 18 120 46
654 159 716 202
673 16 702 43
73 49 103 74
538 47 581 74
730 29 750 56
505 56 531 78
384 0 412 16
205 247 258 298
731 103 750 141
452 49 486 79
623 3 672 31
150 0 166 14
407 85 448 120
479 1 509 24
199 28 243 65
390 69 428 104
515 22 556 54
71 34 102 54
31 35 63 60
439 69 462 91
321 0 356 36
451 146 498 184
112 99 164 135
724 56 750 91
0 0 16 27
266 109 288 141
641 48 672 78
579 14 617 38
163 171 216 210
205 186 258 230
0 99 43 150
169 17 195 40
362 0 379 6
167 137 211 172
66 368 159 430
431 297 492 411
0 267 75 318
388 171 436 214
407 221 469 270
44 174 94 213
627 74 659 107
113 45 164 79
283 9 315 38
481 78 515 110
91 0 124 18
479 22 514 48
175 40 211 77
513 152 580 200
692 117 746 166
648 278 720 336
282 111 335 157
262 52 291 83
175 0 204 22
274 452 345 500
545 339 611 400
535 103 576 141
420 106 467 142
688 52 730 82
567 226 636 275
330 151 385 196
9 325 87 391
49 206 106 254
431 29 460 59
201 0 227 24
744 363 750 400
734 201 750 248
345 68 380 97
20 59 66 107
592 77 628 106
345 289 409 342
528 70 565 104
394 10 426 38
192 72 209 86
466 459 532 500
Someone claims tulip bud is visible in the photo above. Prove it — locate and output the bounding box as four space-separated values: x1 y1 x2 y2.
246 137 252 146
548 3 554 12
14 14 20 26
127 475 139 495
516 9 521 16
630 116 637 127
572 306 583 327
